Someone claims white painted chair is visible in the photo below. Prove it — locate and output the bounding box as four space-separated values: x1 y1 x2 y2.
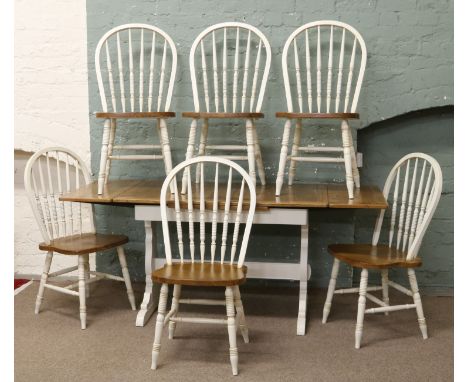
24 147 136 329
322 153 443 348
95 23 178 195
150 156 256 375
181 22 271 192
275 20 367 199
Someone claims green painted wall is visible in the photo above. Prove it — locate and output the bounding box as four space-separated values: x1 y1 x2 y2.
86 0 453 292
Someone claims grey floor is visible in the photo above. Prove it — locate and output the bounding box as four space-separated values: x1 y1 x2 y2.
15 281 453 382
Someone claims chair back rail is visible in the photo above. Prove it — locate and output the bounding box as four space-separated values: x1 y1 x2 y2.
95 23 177 113
24 147 95 244
160 156 256 268
372 153 443 260
189 22 271 113
282 20 367 113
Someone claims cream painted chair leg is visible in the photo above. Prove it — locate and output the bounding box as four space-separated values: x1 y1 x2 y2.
196 118 209 184
168 284 181 339
245 118 257 187
341 119 355 199
78 255 87 330
151 283 169 370
35 251 53 314
322 258 340 323
182 119 198 194
104 119 117 184
347 125 360 189
159 118 174 178
288 119 302 186
381 269 389 316
355 268 368 349
98 118 112 195
408 269 428 339
234 286 249 343
275 119 292 196
252 122 266 186
84 254 90 298
116 246 136 310
225 286 239 375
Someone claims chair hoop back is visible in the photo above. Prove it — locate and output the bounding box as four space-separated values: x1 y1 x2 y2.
281 20 367 113
160 156 257 268
24 147 94 244
372 152 443 260
189 22 272 113
95 23 178 113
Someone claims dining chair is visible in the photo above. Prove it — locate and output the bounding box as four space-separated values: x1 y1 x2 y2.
24 147 136 329
275 20 367 199
150 156 256 375
95 23 178 195
322 153 443 348
181 22 271 192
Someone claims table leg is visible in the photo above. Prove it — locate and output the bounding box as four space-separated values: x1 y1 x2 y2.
136 220 158 326
297 222 309 335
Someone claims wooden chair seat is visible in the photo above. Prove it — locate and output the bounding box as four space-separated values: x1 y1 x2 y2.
328 244 422 269
39 233 129 255
275 112 359 119
152 263 248 286
182 112 264 119
95 112 176 119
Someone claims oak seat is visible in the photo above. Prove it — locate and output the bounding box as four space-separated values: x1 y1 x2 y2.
328 244 422 269
39 233 129 255
152 263 247 286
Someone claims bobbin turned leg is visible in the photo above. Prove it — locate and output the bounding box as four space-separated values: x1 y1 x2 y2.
196 118 209 184
151 283 168 370
408 269 428 339
322 258 340 323
83 254 90 298
116 246 136 310
35 251 53 314
355 268 368 349
78 255 87 330
234 286 249 343
225 286 239 375
98 118 112 195
347 124 360 188
251 121 266 186
182 119 198 194
168 284 181 339
275 119 292 196
341 119 354 199
381 269 390 316
288 119 302 186
245 118 256 187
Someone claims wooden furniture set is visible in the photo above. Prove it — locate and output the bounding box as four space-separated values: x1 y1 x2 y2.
23 20 444 377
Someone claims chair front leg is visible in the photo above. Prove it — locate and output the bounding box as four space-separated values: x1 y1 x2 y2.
35 251 53 314
288 119 302 186
322 258 340 323
182 118 198 194
158 118 174 178
104 118 117 184
225 286 239 375
245 118 257 187
381 269 389 315
151 283 169 370
341 119 355 199
408 269 428 339
347 124 360 189
355 268 368 349
116 246 136 310
83 254 90 298
234 286 249 343
168 284 181 339
98 118 112 195
196 118 209 184
78 255 87 330
275 119 292 196
251 121 266 186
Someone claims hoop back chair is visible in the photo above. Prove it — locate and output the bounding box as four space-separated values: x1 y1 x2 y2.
150 156 256 375
24 147 136 329
275 20 367 198
181 22 272 191
95 23 178 194
322 153 443 348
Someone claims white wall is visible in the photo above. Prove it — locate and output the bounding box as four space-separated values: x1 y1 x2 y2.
15 0 91 277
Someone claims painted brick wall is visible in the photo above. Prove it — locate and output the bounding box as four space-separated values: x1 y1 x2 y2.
85 0 453 291
15 0 90 276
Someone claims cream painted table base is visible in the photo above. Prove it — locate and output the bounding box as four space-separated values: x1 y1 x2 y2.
135 206 310 335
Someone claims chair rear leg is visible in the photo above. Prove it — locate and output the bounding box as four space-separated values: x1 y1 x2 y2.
78 255 87 329
158 118 174 193
234 286 249 343
245 118 257 187
355 268 368 349
252 122 266 186
341 119 355 199
408 269 428 339
151 283 169 370
195 118 209 184
116 246 136 310
275 119 292 196
84 254 90 298
225 286 239 375
347 125 360 189
98 118 111 195
322 258 340 323
35 251 53 314
104 118 117 184
168 284 181 339
288 119 302 186
381 269 390 316
182 119 198 194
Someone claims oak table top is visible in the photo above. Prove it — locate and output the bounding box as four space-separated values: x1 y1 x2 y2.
60 180 387 210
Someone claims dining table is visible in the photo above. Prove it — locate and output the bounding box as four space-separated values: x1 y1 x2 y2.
61 180 387 335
